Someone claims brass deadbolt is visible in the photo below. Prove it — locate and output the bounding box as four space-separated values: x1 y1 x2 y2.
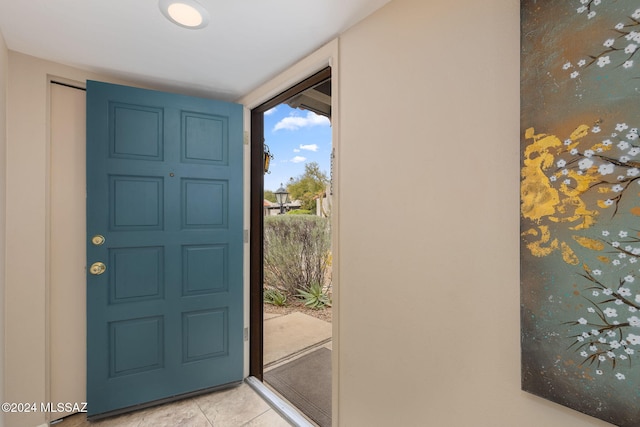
91 235 105 246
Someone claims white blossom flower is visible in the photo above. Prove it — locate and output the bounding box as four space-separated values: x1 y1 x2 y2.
563 179 571 185
616 23 625 30
617 123 629 132
613 184 624 192
620 156 631 163
563 61 572 70
633 9 640 20
564 138 572 145
604 39 616 48
579 158 594 169
602 230 610 237
592 270 603 276
578 317 588 325
578 59 587 67
592 127 601 134
613 259 621 265
549 176 557 182
627 333 640 345
616 299 625 305
599 355 606 361
620 354 628 360
580 351 589 357
628 132 639 140
618 141 630 150
627 31 639 41
607 351 616 358
599 163 615 175
620 288 631 297
562 169 569 176
610 341 621 349
613 240 622 247
628 168 640 176
570 148 579 155
619 231 628 238
570 71 580 79
592 329 600 336
593 290 601 296
616 373 626 380
604 198 615 206
626 348 635 354
628 316 640 326
591 345 598 352
604 307 619 317
584 149 595 157
630 306 638 311
626 44 638 54
557 159 567 168
625 275 635 283
588 307 596 313
604 289 614 295
636 294 640 303
608 330 617 337
596 369 603 375
577 336 585 342
597 56 611 67
603 139 613 146
599 337 608 343
623 60 634 69
588 11 596 19
629 147 640 156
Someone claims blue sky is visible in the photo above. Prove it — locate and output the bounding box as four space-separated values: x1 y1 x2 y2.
262 104 332 192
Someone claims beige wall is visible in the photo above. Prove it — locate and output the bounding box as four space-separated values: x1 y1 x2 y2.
335 0 609 425
0 29 8 427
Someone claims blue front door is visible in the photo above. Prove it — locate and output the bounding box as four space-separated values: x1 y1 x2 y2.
86 81 244 416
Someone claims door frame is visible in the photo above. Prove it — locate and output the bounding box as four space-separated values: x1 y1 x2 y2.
249 67 332 380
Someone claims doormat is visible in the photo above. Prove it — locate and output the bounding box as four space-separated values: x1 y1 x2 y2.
264 347 331 427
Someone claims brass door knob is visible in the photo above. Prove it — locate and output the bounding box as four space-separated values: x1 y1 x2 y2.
90 262 106 275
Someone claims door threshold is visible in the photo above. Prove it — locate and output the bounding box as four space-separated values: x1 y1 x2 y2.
245 376 315 427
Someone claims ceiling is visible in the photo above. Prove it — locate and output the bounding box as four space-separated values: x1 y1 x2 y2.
0 0 391 101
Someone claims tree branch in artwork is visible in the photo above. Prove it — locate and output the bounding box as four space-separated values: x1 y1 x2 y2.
564 7 640 79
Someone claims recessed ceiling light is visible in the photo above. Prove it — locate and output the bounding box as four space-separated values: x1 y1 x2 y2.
159 0 210 29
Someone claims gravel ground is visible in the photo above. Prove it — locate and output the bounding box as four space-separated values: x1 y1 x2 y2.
264 299 332 323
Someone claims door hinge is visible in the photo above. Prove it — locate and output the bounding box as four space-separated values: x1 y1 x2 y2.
244 131 249 145
244 229 249 243
244 327 249 341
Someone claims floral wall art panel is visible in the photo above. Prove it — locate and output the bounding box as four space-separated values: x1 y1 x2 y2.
521 1 640 425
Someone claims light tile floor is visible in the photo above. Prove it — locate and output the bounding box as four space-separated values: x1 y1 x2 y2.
54 383 292 427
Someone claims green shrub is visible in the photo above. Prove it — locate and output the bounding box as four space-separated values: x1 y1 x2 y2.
264 215 331 296
297 282 331 309
287 209 313 215
264 288 287 306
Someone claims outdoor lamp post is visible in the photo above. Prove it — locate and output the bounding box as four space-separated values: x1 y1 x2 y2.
275 183 289 214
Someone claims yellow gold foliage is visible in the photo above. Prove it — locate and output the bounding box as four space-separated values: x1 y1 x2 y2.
572 236 605 251
561 241 580 265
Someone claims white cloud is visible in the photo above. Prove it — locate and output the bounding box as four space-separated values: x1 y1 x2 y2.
264 107 277 116
273 111 330 131
293 148 301 153
299 144 318 152
291 156 307 163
